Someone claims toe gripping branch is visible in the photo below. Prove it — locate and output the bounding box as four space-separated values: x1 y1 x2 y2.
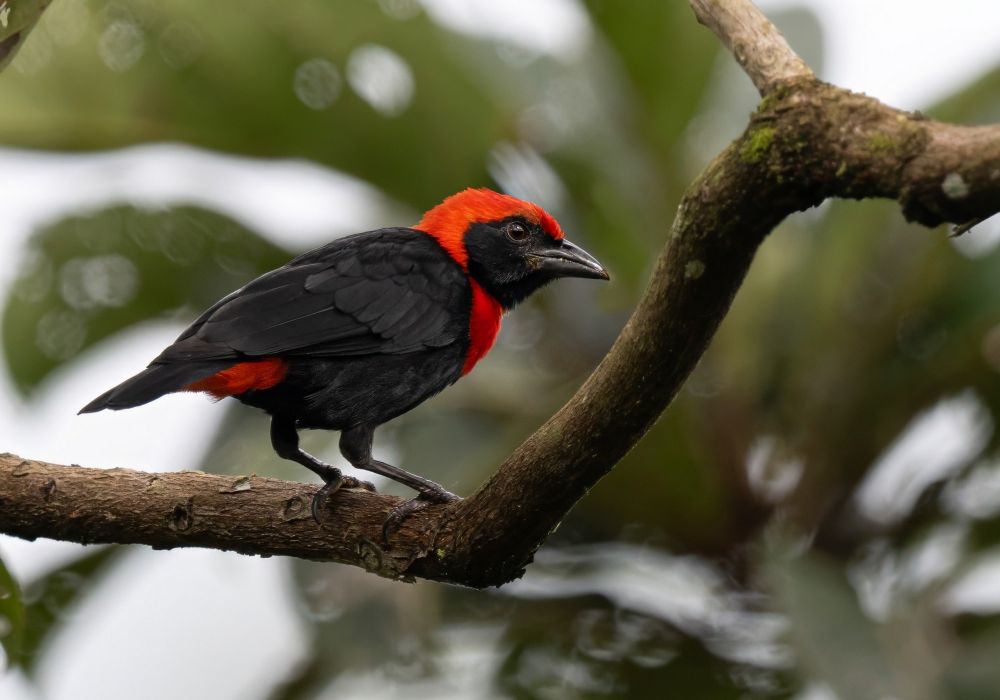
309 470 376 524
310 469 458 543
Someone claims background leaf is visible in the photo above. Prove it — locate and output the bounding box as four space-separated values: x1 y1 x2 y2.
0 553 25 670
2 205 290 392
6 547 120 673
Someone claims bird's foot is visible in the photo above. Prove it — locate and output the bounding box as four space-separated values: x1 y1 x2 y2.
311 470 376 524
382 486 459 543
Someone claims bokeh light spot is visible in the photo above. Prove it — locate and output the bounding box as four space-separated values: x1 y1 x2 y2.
377 0 421 21
59 255 139 310
98 20 146 73
346 44 414 117
35 309 87 361
293 57 342 110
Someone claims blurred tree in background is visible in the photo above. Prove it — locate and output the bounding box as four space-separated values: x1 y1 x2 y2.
2 0 1000 698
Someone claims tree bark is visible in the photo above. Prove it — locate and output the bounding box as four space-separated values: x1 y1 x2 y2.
4 0 1000 587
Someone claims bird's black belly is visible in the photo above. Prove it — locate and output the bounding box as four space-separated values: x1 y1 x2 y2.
237 344 466 430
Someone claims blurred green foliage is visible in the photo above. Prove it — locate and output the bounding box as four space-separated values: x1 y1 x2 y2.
0 554 26 668
6 547 119 674
3 205 290 390
3 0 1000 698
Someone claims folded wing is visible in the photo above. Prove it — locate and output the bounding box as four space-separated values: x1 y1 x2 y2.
155 228 469 364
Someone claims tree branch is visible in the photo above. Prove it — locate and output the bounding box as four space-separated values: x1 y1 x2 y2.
4 0 1000 587
0 453 435 577
0 0 51 71
690 0 812 93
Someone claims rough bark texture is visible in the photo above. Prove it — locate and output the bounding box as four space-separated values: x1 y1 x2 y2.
0 454 437 578
4 0 1000 588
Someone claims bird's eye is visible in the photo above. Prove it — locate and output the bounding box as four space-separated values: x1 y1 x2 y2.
505 222 529 242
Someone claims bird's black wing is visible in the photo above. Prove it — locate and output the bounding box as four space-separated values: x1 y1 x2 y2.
155 229 469 363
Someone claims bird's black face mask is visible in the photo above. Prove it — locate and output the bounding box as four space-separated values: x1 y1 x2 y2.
464 217 608 310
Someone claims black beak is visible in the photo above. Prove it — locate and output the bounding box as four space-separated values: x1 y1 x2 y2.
531 239 610 281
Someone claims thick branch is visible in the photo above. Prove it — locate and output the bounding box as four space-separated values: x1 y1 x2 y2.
3 0 1000 587
0 454 439 578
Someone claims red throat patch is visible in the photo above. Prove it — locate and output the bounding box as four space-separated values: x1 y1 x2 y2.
463 281 503 375
185 358 287 398
415 188 563 376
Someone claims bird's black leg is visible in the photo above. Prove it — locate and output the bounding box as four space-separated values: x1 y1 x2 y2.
270 416 375 523
339 424 459 540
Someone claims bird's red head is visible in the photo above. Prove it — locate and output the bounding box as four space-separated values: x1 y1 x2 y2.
415 188 564 269
415 188 607 311
414 187 607 375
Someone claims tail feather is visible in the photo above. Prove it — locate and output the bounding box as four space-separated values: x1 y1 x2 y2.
79 361 233 413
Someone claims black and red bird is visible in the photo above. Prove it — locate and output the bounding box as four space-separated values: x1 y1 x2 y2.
80 188 608 526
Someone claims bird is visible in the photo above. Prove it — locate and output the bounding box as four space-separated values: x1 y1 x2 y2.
80 188 609 532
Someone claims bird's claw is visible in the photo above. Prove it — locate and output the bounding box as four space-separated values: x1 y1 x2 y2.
311 472 377 524
311 474 343 524
382 488 459 543
342 475 377 492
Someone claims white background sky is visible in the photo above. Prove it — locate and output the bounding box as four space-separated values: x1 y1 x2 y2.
2 1 1000 698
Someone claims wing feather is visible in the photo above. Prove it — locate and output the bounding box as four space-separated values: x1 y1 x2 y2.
155 229 468 364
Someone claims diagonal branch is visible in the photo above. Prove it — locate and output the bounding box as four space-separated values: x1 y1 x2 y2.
690 0 812 93
4 0 1000 587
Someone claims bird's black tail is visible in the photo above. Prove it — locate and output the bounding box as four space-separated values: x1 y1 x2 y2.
78 361 232 413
